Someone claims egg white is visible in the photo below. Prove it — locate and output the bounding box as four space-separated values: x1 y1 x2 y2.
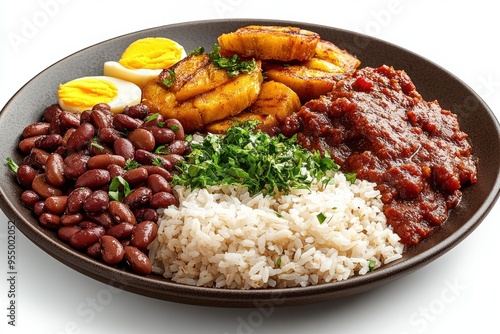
58 76 142 114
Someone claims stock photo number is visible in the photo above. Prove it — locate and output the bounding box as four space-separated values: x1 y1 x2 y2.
6 220 17 326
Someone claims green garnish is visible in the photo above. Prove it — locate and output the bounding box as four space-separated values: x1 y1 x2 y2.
152 157 164 167
108 176 131 201
345 173 357 184
90 137 105 152
209 44 256 77
189 46 205 55
172 121 339 196
144 113 160 123
316 212 327 224
162 69 176 87
276 257 282 267
6 157 19 174
124 159 141 171
170 124 180 132
368 259 376 272
155 145 170 155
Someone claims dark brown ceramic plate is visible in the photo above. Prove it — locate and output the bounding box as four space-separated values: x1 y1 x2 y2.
1 19 499 307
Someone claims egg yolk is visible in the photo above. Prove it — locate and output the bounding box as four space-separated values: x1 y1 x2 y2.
119 37 184 70
58 78 118 111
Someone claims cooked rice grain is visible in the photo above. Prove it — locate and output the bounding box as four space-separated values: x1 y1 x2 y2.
149 173 403 289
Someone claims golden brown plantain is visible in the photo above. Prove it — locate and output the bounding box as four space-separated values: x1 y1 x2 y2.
263 39 360 102
142 56 263 133
218 25 320 62
204 80 301 135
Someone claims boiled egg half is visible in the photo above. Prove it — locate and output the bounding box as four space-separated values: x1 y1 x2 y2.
57 76 142 114
103 37 186 87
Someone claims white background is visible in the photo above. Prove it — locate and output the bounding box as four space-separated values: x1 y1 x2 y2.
1 0 499 333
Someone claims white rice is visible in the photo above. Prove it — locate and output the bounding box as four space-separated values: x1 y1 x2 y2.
149 173 403 289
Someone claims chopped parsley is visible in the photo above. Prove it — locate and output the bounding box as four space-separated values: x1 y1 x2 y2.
162 69 176 87
108 176 131 201
209 44 256 77
5 157 19 173
368 259 376 272
172 121 339 196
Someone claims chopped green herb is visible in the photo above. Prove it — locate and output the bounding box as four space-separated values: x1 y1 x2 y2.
152 157 164 167
5 157 19 173
317 212 327 224
209 44 256 77
170 124 180 132
172 121 339 196
276 257 282 267
124 159 141 171
144 113 160 123
189 46 205 55
162 69 176 87
108 176 131 201
368 259 376 272
345 172 357 184
155 145 170 155
90 138 105 152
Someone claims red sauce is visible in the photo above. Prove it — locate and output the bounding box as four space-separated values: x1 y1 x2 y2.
282 65 478 245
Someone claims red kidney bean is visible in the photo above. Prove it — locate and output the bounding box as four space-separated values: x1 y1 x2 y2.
124 246 152 275
16 164 38 188
147 174 171 194
49 112 63 135
106 223 134 240
64 153 90 179
75 169 110 189
90 109 112 129
134 208 159 223
44 195 68 215
131 221 158 251
123 104 150 119
98 127 122 144
92 103 112 113
62 128 76 146
123 187 152 209
162 154 184 169
166 140 190 156
66 123 95 152
150 127 175 145
59 111 81 129
32 174 63 199
28 148 50 170
79 109 92 124
18 136 43 154
113 138 135 160
43 104 63 122
108 201 137 225
100 235 125 265
113 114 143 132
88 154 126 170
21 190 40 207
141 165 172 182
23 122 50 138
70 225 105 249
45 153 66 187
33 201 47 216
107 164 124 179
83 190 109 213
78 221 98 229
39 212 61 230
58 225 81 242
150 191 178 208
65 187 92 214
87 212 114 229
134 150 172 171
164 118 185 141
35 134 63 151
123 167 148 187
88 140 113 156
87 242 102 260
128 128 155 151
60 213 84 226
